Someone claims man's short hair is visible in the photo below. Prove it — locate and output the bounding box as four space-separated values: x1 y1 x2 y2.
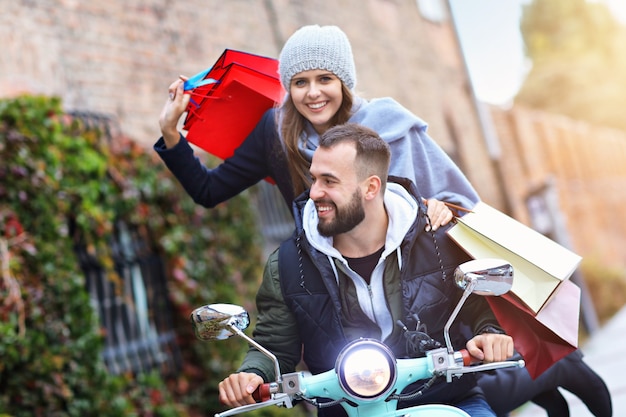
319 123 391 189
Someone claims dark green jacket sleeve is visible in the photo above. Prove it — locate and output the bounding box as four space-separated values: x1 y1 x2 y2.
237 249 303 381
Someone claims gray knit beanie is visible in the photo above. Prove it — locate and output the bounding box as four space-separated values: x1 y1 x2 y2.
279 25 356 91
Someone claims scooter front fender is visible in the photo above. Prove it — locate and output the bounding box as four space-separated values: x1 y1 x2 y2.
382 404 470 417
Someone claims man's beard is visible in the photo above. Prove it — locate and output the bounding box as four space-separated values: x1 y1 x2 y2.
317 188 365 237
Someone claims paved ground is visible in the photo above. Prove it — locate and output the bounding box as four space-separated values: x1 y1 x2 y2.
512 305 626 416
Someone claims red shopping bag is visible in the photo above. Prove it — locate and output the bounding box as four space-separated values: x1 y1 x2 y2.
486 279 580 379
182 49 285 160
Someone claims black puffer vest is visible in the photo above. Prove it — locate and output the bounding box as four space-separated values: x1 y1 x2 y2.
278 178 484 414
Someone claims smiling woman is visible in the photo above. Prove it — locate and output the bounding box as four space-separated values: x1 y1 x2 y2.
154 24 481 237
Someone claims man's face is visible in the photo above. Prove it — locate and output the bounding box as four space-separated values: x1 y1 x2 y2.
316 187 365 237
309 143 366 237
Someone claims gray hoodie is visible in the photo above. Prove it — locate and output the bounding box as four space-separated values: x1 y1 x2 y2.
302 182 418 340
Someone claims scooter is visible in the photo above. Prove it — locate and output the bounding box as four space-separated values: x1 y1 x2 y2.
190 258 526 417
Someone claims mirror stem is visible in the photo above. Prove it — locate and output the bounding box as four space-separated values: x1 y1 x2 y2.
444 276 478 354
228 323 282 384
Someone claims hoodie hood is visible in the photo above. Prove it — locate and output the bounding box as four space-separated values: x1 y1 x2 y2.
302 181 418 258
296 97 426 162
279 94 480 211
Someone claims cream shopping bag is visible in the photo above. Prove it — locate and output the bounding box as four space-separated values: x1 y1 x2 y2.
446 201 582 314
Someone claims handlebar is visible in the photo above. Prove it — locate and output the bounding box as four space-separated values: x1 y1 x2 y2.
459 349 472 366
252 383 271 403
250 348 507 404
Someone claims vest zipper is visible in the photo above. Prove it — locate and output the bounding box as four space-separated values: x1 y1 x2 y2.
367 284 378 327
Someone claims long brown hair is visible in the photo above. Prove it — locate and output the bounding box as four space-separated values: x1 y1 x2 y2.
280 83 355 196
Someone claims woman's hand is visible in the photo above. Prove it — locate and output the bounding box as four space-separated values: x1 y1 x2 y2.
158 76 191 148
423 198 454 231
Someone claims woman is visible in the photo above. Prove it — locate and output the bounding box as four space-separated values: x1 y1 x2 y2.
155 24 479 229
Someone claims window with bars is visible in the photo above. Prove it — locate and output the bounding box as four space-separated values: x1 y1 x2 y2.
69 110 181 376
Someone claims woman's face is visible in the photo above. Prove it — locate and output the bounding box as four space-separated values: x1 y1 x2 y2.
289 69 344 134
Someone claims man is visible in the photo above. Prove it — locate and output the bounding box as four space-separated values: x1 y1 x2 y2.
218 123 514 416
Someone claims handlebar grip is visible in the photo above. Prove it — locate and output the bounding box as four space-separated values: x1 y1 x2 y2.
252 383 271 402
459 349 472 366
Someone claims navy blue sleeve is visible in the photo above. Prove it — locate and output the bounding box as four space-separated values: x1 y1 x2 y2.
154 109 292 208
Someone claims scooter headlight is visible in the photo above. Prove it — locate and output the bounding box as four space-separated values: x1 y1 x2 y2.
335 339 397 401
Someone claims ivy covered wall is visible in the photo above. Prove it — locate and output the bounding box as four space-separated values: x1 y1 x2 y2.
0 95 264 416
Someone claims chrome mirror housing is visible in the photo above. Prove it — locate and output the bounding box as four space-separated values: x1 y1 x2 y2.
454 258 513 296
190 303 282 384
190 303 250 341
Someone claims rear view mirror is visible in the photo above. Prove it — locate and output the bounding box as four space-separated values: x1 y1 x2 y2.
190 303 250 341
454 258 513 296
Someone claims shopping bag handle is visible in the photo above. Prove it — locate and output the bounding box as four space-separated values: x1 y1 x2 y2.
422 198 474 217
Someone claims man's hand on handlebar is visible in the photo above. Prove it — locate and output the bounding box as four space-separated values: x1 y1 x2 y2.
466 333 514 363
218 372 264 407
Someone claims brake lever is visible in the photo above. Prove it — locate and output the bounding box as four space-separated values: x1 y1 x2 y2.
446 359 526 382
215 393 294 417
